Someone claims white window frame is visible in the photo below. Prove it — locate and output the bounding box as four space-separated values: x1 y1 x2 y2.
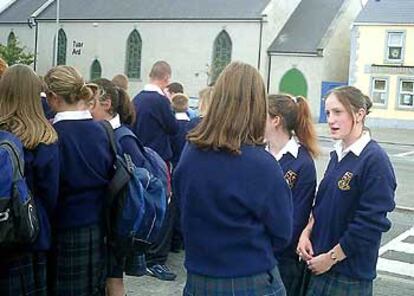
397 78 414 109
370 77 388 108
385 31 405 64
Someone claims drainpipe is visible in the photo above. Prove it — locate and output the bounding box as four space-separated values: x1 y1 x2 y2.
266 53 272 93
257 14 265 70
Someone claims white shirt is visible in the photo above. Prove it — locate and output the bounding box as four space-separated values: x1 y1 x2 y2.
53 110 92 124
143 84 165 96
108 114 121 129
267 137 300 161
334 131 371 162
175 112 190 121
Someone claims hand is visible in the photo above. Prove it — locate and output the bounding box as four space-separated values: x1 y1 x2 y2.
297 232 314 261
307 253 335 275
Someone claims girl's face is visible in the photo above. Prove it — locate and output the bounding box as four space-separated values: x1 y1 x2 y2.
325 93 360 144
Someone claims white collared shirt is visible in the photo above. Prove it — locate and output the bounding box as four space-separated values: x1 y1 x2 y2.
108 114 121 129
334 131 371 162
175 112 190 121
53 110 92 124
267 137 300 161
143 84 165 96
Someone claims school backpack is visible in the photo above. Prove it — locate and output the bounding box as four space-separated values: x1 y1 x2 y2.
0 130 39 248
100 122 168 258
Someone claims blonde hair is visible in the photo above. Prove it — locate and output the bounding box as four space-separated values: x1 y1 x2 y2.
44 65 94 104
188 61 267 154
0 57 8 78
198 86 213 117
171 93 189 112
0 64 57 149
112 73 129 91
268 94 319 158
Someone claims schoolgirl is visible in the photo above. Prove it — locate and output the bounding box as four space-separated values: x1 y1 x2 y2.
44 66 114 296
0 64 59 295
265 94 318 295
89 78 145 296
297 86 396 296
173 62 293 296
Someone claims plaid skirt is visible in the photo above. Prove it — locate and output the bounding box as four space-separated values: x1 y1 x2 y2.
49 224 106 296
305 271 373 296
278 257 308 296
107 249 147 278
183 267 286 296
0 252 47 296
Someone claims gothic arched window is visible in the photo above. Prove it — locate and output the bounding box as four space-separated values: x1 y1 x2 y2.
90 59 102 80
211 30 232 83
126 29 142 79
57 29 67 65
7 31 16 46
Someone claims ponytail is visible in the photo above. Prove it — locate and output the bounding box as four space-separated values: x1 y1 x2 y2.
268 94 319 158
116 87 136 126
294 96 319 158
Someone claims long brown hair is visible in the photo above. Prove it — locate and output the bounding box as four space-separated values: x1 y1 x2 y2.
268 94 319 158
92 78 136 125
0 64 57 149
188 61 267 154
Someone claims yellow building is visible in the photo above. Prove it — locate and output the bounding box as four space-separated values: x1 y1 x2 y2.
351 0 414 128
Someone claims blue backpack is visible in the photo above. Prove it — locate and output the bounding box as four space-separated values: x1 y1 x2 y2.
0 131 39 248
101 122 168 258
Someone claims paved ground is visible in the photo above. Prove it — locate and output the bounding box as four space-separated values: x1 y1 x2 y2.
125 126 414 295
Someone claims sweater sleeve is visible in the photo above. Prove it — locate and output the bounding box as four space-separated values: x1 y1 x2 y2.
260 162 293 253
291 162 316 243
339 154 396 257
33 143 60 216
157 97 178 135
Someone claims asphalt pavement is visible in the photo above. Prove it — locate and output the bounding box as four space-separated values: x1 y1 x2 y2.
125 125 414 295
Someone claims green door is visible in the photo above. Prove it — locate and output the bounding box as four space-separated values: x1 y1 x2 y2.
279 68 307 97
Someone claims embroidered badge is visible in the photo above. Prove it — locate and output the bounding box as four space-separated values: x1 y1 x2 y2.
338 172 353 191
284 170 298 189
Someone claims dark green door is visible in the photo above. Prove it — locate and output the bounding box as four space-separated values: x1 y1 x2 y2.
279 68 307 97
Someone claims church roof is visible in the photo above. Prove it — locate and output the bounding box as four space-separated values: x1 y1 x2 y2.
355 0 414 24
268 0 346 55
35 0 270 21
0 0 47 23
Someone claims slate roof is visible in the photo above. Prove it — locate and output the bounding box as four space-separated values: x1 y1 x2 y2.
36 0 270 20
268 0 346 54
355 0 414 24
0 0 47 23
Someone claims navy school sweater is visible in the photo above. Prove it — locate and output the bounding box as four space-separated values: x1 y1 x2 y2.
24 143 59 250
173 143 293 277
171 114 192 168
132 91 178 162
53 119 114 229
276 146 316 260
311 140 396 280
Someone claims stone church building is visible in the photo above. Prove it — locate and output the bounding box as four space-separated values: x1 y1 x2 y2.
0 0 362 118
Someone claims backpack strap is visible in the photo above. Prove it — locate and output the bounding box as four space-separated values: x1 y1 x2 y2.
0 140 25 182
100 120 119 157
114 126 149 160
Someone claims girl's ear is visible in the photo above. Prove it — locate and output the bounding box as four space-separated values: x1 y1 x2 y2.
272 115 282 128
46 91 60 112
100 98 112 112
355 108 366 124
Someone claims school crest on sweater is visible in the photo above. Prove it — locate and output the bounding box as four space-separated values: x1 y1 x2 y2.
338 171 353 191
284 170 298 189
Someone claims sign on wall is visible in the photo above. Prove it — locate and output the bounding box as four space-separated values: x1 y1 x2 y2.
72 40 83 55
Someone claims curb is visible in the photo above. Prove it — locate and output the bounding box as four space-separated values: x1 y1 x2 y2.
395 205 414 213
